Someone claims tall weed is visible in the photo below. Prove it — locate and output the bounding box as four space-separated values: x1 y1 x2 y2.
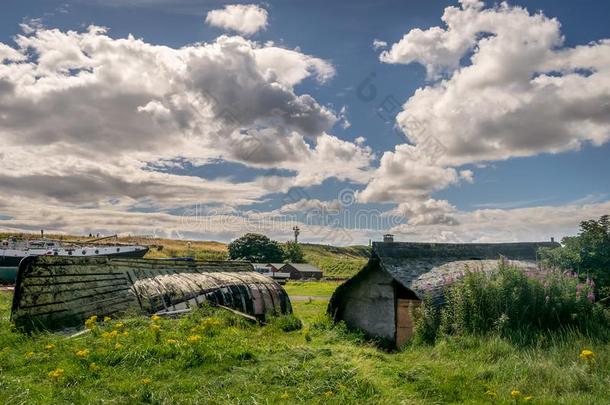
413 263 610 345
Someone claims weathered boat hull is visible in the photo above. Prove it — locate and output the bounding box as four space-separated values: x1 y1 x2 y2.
11 256 292 332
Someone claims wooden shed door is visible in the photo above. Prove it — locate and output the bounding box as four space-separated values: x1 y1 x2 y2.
395 299 420 347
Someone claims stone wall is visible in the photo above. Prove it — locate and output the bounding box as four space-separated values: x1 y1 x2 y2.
339 268 395 342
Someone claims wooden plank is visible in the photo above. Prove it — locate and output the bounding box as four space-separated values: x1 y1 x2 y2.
19 285 132 308
16 289 136 314
23 280 129 295
395 299 420 347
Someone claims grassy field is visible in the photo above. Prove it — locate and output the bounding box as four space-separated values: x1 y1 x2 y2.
283 281 342 297
1 282 609 404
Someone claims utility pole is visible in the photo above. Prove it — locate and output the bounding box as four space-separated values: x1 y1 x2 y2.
292 225 300 243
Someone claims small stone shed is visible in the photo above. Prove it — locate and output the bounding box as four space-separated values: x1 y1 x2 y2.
328 241 558 347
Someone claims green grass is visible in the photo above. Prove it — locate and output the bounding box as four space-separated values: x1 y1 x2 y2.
283 281 341 297
1 288 609 404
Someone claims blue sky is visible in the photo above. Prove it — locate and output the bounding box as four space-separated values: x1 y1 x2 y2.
0 0 608 244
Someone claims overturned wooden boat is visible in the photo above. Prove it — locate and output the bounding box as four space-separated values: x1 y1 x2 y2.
11 256 292 332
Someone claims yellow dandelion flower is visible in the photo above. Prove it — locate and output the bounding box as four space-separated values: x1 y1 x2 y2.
84 315 98 330
103 330 119 339
200 317 222 329
187 335 202 344
151 314 161 322
45 344 56 350
115 342 123 349
48 368 64 380
524 396 533 401
324 391 334 397
150 324 161 332
166 339 178 345
25 351 35 357
113 322 124 329
579 349 595 360
280 392 289 399
103 316 111 322
485 389 497 398
122 331 129 337
75 349 90 358
89 362 100 372
141 377 152 385
511 390 521 399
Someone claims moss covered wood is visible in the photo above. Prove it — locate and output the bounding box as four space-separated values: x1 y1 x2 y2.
11 256 292 332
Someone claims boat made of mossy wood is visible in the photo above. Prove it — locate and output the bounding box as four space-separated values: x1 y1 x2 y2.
11 256 292 332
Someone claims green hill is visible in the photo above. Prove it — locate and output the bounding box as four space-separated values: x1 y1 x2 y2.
300 243 370 278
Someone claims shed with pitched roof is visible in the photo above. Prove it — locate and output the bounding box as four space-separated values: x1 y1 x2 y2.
327 241 558 347
280 263 323 280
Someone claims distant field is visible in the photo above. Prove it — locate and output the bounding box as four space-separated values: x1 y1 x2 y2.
0 233 370 278
284 281 341 297
1 290 609 404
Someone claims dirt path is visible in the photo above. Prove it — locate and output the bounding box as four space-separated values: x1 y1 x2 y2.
289 295 330 301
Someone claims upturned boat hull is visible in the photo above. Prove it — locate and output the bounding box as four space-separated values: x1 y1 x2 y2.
11 256 292 332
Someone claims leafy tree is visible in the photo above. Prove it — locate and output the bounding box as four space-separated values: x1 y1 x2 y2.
540 215 610 301
228 233 284 263
283 241 305 263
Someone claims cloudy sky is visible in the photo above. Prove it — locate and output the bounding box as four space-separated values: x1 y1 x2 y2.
0 0 609 245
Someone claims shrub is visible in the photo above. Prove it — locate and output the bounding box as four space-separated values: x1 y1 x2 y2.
228 233 284 262
270 314 303 332
413 263 610 345
539 214 610 301
412 296 440 345
283 241 305 263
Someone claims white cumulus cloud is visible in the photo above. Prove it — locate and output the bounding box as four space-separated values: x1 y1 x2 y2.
0 24 373 222
361 0 610 210
205 4 268 36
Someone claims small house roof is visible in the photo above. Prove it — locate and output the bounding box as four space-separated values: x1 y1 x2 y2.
283 263 322 273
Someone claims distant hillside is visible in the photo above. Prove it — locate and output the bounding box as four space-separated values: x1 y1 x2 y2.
300 243 370 278
0 233 370 278
143 241 370 278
